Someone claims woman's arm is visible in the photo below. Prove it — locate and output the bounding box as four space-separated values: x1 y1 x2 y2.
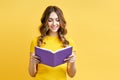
65 51 76 78
28 53 40 77
67 61 76 77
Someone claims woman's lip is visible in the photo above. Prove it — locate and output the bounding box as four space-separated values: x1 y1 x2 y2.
52 25 57 27
51 26 57 28
52 27 57 30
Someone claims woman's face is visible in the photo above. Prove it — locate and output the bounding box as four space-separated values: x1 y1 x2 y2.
47 12 60 33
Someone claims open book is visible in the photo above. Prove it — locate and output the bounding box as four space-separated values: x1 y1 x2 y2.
35 46 72 67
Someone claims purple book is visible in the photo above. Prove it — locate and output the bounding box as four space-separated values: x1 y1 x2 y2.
35 46 72 67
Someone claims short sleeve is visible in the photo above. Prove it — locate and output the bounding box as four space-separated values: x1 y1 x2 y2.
30 37 37 53
66 36 77 52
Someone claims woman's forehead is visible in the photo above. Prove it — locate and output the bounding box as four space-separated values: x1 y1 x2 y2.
49 12 58 19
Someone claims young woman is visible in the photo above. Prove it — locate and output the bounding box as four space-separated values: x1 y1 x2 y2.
29 5 77 80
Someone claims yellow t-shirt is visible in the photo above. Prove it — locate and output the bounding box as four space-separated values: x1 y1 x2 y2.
30 35 76 80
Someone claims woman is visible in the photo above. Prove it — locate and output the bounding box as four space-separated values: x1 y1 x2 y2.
29 5 76 80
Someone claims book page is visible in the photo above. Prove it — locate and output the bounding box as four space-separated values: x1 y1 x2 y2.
35 46 72 54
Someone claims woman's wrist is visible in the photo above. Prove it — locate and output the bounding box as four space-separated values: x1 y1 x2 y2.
67 61 76 65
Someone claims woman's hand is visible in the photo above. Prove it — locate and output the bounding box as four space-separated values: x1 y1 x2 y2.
30 53 41 64
64 52 76 77
64 52 76 63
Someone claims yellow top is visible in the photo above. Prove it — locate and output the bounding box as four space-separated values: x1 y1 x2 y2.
30 35 76 80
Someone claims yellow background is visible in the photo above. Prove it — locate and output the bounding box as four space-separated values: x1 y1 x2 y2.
0 0 120 80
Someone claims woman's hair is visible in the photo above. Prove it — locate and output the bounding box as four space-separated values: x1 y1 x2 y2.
37 5 69 47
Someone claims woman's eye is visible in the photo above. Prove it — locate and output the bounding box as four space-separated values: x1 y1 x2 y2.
48 19 52 22
48 18 60 22
56 19 60 22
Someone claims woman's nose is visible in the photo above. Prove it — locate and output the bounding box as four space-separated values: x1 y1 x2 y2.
53 20 56 25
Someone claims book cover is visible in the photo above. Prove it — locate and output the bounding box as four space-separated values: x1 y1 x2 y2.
35 46 72 67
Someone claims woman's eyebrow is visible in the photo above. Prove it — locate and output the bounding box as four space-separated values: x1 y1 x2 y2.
48 17 58 19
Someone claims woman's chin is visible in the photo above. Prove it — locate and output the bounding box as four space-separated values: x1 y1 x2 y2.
50 28 59 33
51 30 58 33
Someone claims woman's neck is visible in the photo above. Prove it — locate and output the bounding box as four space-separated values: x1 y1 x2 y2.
48 31 58 36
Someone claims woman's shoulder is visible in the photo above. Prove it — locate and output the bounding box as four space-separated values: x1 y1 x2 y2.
30 36 39 53
31 36 39 42
65 35 77 51
30 36 39 46
65 35 75 43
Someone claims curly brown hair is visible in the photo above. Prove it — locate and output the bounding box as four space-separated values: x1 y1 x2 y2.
37 6 69 47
